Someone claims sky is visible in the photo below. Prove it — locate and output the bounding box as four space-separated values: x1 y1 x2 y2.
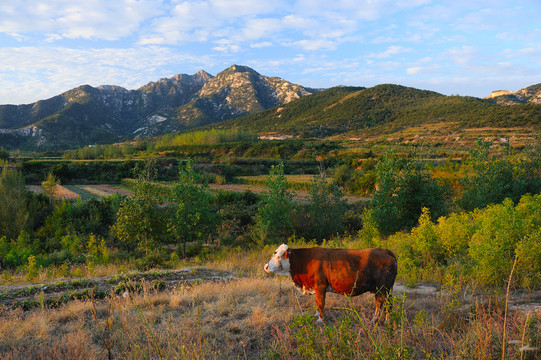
0 0 540 105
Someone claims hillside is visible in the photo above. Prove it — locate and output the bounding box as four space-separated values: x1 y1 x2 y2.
0 65 314 150
212 84 541 146
2 69 540 151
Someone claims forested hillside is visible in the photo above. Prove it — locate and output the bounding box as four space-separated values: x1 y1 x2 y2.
214 84 541 139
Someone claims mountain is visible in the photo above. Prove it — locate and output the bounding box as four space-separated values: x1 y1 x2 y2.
211 84 541 142
0 65 315 150
485 84 541 105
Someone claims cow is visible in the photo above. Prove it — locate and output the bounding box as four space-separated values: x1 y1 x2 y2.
264 244 397 323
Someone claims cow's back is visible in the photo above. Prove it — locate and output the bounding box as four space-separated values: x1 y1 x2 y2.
289 247 397 296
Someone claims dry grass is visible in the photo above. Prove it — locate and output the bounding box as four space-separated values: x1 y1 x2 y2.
0 274 539 360
26 185 79 200
1 246 539 359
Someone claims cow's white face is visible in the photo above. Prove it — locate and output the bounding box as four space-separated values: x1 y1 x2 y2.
264 244 291 276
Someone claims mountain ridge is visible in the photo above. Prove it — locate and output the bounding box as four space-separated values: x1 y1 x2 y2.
0 65 315 149
1 67 540 150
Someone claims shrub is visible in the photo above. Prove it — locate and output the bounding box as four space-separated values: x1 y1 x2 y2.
253 162 294 244
458 140 541 211
306 171 348 242
371 152 449 234
469 195 541 286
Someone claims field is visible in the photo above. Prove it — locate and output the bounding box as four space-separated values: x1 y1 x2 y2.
0 249 540 359
26 184 132 201
3 131 541 359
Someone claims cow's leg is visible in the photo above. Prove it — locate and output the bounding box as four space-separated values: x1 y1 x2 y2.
314 288 326 323
373 288 391 323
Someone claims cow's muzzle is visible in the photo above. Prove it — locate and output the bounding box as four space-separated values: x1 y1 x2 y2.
264 263 271 273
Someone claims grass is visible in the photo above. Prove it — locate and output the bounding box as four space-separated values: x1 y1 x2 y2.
0 245 540 359
62 185 95 201
1 274 539 359
236 174 330 192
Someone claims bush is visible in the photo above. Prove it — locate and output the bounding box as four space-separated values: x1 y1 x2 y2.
371 152 449 234
458 140 541 211
387 193 541 287
469 195 541 286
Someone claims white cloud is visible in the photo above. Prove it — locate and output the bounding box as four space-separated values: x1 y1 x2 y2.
406 67 423 74
368 45 412 59
251 41 273 48
0 0 161 41
0 46 210 104
291 39 337 51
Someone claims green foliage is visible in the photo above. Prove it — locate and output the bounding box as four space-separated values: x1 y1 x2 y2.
214 190 259 247
22 160 140 185
0 167 29 240
333 161 376 195
371 152 449 234
1 231 34 268
468 196 541 286
113 161 168 255
86 234 110 265
25 255 41 281
357 208 381 248
0 147 9 162
306 170 348 242
167 159 217 257
156 129 257 149
286 313 358 359
63 142 149 160
458 140 541 211
38 196 122 252
220 84 541 137
41 171 59 200
388 193 541 287
253 162 294 244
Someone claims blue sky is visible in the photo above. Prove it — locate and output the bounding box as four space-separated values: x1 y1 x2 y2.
1 0 540 105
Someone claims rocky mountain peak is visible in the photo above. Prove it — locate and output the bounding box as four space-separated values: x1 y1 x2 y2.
193 70 213 82
97 85 128 92
485 83 541 105
0 65 315 150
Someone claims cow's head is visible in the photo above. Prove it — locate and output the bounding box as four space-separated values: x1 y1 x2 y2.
264 244 291 276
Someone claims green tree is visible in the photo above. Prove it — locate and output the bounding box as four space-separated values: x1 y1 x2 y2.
253 162 294 244
112 161 166 255
167 159 216 258
41 171 59 202
0 147 9 162
308 170 348 242
458 139 541 211
0 167 29 240
371 152 448 234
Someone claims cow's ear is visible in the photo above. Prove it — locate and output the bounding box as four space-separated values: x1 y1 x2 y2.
283 250 289 259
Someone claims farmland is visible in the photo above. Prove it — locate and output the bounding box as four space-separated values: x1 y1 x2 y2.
1 132 541 359
26 184 131 201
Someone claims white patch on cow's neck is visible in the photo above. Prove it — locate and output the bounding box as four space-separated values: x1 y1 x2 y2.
273 258 291 276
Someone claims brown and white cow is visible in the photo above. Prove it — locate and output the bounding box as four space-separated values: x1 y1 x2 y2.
264 244 397 322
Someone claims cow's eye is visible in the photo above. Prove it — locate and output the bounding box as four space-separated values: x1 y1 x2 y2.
273 251 276 255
